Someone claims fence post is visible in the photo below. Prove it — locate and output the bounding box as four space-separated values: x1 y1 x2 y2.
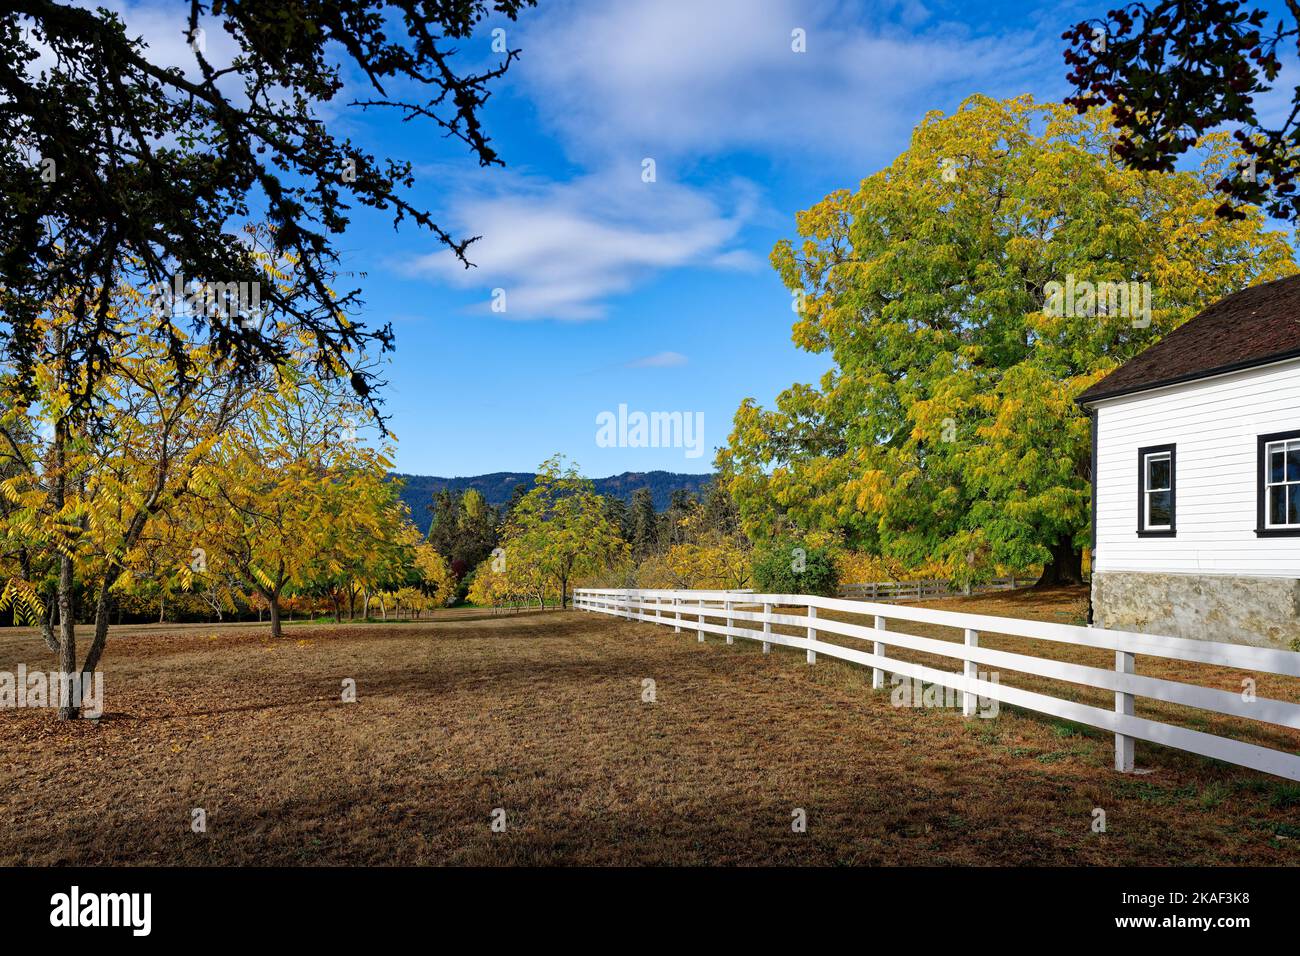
655 594 663 626
697 600 705 643
725 600 734 645
674 598 681 633
1115 651 1135 772
806 604 817 664
762 602 772 654
963 629 979 717
872 615 887 689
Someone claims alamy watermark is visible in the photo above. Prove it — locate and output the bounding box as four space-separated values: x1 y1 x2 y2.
890 672 999 718
50 886 150 936
0 665 103 718
1043 275 1151 328
150 272 263 328
595 403 705 459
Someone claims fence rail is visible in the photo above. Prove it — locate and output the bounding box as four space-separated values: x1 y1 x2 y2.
839 576 1020 602
573 587 1300 782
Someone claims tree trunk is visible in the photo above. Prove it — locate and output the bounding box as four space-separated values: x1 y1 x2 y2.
51 410 78 719
56 551 77 719
268 594 283 640
1036 539 1084 587
40 599 58 653
77 576 116 691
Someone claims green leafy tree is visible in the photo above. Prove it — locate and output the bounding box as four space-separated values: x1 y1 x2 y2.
601 494 633 543
456 489 499 571
751 537 839 597
426 490 459 552
500 481 532 531
504 456 626 609
426 487 498 597
719 95 1295 586
657 489 698 550
700 480 741 537
630 487 658 559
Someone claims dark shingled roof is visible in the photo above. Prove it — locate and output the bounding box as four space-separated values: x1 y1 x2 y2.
1077 274 1300 405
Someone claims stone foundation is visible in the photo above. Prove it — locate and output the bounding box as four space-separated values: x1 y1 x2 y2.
1092 571 1300 649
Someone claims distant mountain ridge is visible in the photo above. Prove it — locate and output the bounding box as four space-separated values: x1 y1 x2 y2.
390 470 714 535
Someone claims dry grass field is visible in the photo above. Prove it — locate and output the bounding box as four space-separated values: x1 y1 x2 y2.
1 588 1298 866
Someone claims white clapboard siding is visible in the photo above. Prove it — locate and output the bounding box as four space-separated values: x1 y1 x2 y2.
573 587 1300 781
1091 357 1300 577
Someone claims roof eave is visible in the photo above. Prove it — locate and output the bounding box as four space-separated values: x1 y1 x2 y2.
1076 348 1300 408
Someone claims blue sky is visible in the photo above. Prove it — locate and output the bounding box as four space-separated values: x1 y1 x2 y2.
361 0 1101 477
106 0 1292 476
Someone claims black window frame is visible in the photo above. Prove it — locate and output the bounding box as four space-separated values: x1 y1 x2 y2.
1136 443 1177 537
1256 428 1300 538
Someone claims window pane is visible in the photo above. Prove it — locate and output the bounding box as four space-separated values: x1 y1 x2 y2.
1146 455 1170 490
1291 485 1300 526
1148 490 1171 527
1270 485 1288 525
1269 448 1285 484
1288 445 1300 482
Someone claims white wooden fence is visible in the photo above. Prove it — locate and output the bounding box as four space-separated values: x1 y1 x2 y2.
573 587 1300 782
840 576 1020 602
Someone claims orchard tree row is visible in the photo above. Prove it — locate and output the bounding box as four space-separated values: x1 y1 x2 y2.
0 276 454 718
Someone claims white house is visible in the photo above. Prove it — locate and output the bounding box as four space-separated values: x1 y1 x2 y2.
1077 275 1300 649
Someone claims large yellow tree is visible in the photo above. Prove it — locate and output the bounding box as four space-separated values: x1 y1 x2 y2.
1 288 250 715
720 95 1296 586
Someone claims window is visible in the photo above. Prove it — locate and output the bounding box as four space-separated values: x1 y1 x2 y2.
1137 444 1176 536
1257 429 1300 537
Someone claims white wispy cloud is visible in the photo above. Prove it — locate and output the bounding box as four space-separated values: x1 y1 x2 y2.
626 351 688 368
514 0 1057 165
400 170 760 320
84 0 1072 325
392 0 1064 320
65 0 241 76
